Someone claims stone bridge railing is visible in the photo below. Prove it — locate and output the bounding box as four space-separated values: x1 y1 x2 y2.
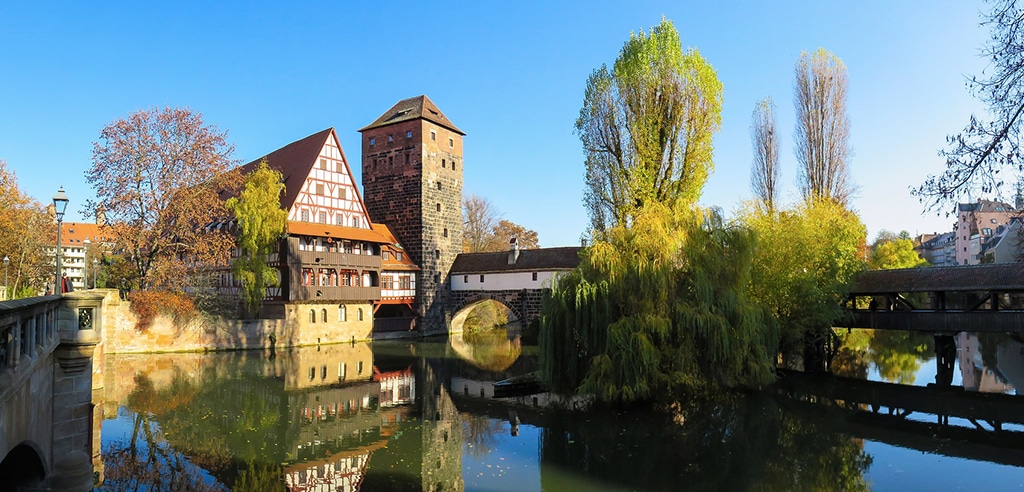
0 292 104 491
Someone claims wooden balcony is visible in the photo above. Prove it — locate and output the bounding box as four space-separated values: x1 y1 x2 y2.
291 250 382 270
290 285 381 302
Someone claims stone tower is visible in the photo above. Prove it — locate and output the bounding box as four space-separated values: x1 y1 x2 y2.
359 96 464 333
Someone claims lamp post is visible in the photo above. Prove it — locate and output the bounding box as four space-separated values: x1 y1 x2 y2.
92 258 98 289
3 255 8 300
83 239 90 290
53 187 69 295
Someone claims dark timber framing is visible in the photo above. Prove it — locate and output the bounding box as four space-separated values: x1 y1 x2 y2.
840 263 1024 333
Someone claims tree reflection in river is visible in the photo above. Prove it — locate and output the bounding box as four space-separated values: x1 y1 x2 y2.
832 329 933 383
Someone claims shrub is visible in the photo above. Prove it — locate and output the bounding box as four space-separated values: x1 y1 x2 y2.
128 290 196 331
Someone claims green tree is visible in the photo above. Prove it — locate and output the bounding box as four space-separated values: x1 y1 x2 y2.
741 198 867 366
225 160 287 315
576 18 723 232
541 204 777 402
868 230 928 270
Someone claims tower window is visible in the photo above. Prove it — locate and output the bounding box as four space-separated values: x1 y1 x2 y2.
405 153 410 165
437 182 442 190
443 227 448 237
388 135 394 143
430 130 436 141
442 159 446 168
449 138 454 148
436 203 441 212
452 161 457 171
435 249 440 259
406 130 412 139
369 137 375 146
389 156 393 167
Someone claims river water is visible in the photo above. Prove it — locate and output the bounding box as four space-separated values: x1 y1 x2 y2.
95 329 1024 491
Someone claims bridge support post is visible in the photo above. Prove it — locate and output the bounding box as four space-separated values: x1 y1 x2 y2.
934 334 956 387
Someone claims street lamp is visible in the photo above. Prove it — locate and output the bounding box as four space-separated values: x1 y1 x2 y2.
3 255 8 300
53 187 68 295
92 258 99 289
83 239 90 290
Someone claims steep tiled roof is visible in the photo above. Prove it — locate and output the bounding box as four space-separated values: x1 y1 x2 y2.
359 95 464 135
61 222 115 247
450 247 582 274
287 221 387 244
372 223 419 271
958 199 1015 213
851 263 1024 293
237 128 333 210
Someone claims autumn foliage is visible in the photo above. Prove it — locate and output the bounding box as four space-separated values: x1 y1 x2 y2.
85 107 242 290
128 290 196 331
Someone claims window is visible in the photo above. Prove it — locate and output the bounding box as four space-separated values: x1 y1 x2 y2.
316 183 324 195
383 250 390 260
369 137 375 146
339 363 346 379
434 273 441 283
436 203 441 212
964 247 967 251
339 305 347 322
335 215 343 225
449 138 454 148
358 361 364 374
435 249 440 259
357 308 364 321
406 130 412 139
452 160 457 171
320 158 327 169
322 309 327 323
309 367 316 380
443 228 448 238
319 211 327 223
442 159 446 168
340 188 347 199
405 153 410 165
352 217 360 228
389 156 393 166
301 210 310 222
388 135 394 143
464 275 468 283
532 272 538 281
480 275 485 283
321 365 328 380
396 252 403 261
310 309 316 323
983 228 993 235
437 182 442 190
430 130 436 141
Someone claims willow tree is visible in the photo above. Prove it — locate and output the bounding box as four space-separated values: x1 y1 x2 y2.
750 97 780 212
794 48 854 207
576 18 723 233
541 205 777 402
225 160 287 315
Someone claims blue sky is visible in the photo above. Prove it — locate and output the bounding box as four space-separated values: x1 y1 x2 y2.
0 1 992 247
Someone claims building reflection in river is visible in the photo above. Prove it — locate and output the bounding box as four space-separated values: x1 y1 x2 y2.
958 332 1024 394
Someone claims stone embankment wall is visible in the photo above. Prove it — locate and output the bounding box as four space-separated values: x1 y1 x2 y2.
95 289 373 354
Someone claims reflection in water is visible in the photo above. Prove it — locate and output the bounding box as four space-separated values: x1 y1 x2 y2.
96 335 1024 490
959 332 1024 394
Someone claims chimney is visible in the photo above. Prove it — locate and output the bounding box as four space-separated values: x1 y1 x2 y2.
581 238 588 247
508 237 519 265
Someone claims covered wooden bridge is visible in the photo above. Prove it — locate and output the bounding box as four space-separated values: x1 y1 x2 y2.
840 263 1024 333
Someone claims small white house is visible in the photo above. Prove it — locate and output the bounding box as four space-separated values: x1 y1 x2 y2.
449 240 581 292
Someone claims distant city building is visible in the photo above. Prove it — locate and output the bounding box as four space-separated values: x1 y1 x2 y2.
914 231 956 267
954 199 1016 265
47 220 113 291
979 217 1024 263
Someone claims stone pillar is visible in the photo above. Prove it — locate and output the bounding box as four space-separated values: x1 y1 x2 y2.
48 292 102 491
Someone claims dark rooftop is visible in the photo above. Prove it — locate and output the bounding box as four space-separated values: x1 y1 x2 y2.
450 247 582 274
851 263 1024 294
359 95 464 135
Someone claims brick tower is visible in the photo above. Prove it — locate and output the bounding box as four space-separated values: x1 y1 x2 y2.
359 96 464 333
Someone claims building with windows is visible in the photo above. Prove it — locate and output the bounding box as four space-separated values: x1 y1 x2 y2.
955 199 1016 265
359 95 465 334
49 221 112 291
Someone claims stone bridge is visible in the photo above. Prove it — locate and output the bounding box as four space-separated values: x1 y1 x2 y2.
0 292 103 491
447 289 546 332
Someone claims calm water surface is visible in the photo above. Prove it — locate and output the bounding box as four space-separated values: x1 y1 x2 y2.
95 330 1024 491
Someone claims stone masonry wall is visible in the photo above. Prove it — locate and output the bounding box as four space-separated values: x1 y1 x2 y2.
96 290 373 354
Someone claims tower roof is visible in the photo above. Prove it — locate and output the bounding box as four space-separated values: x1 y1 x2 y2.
359 95 464 135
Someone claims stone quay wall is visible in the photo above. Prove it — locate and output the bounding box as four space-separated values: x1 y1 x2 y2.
95 289 373 354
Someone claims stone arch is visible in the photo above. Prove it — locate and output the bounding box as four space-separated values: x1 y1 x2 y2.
0 441 47 487
449 294 523 334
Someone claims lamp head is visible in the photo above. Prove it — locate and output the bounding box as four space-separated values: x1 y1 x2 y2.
52 187 69 220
